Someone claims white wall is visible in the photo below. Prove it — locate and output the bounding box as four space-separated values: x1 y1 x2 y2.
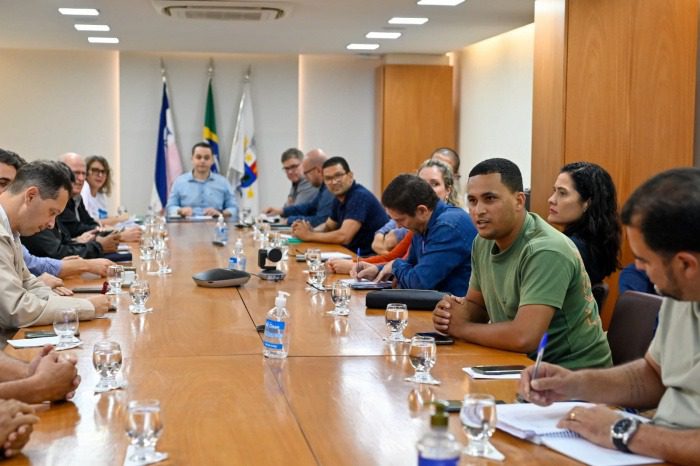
299 55 380 189
457 24 534 188
0 48 120 205
119 52 299 212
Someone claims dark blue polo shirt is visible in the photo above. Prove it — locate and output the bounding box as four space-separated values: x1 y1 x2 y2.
330 181 388 256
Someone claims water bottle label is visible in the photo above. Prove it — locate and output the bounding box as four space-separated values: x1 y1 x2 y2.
263 340 284 350
417 455 459 466
265 319 285 331
228 257 238 270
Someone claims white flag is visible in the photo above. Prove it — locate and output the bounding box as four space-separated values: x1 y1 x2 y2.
227 79 259 216
152 78 183 213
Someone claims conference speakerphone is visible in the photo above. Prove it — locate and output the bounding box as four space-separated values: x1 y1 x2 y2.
192 268 251 288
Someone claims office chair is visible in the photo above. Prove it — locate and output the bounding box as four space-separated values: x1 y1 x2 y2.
606 291 663 366
591 282 609 311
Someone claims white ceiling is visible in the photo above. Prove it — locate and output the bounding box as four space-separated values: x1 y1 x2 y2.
0 0 534 55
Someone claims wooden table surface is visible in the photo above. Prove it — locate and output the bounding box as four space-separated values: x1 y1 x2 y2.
4 222 598 465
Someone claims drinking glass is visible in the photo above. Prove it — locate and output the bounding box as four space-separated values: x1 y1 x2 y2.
384 303 409 342
126 399 166 463
329 281 351 316
93 340 123 391
253 215 265 240
139 237 155 261
129 279 152 314
154 248 172 275
308 262 326 290
106 265 124 295
305 248 322 269
405 335 440 385
53 308 79 349
460 394 498 457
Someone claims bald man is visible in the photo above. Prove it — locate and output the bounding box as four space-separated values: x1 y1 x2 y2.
264 149 335 226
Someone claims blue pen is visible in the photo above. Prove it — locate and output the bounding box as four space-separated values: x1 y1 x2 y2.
532 332 548 380
355 248 361 275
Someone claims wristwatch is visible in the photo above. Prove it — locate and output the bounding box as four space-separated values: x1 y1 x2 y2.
611 417 640 453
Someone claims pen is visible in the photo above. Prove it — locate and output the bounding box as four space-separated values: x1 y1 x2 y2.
355 247 361 274
531 332 548 380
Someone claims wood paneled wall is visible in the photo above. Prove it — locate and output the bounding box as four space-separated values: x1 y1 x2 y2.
377 65 455 188
532 0 698 327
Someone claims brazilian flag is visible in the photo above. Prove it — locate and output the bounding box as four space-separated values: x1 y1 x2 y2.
202 77 220 172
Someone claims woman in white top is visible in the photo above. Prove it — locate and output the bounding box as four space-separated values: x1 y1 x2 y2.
82 155 126 227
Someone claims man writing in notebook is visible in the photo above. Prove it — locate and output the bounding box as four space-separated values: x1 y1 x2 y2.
432 158 611 369
519 168 700 464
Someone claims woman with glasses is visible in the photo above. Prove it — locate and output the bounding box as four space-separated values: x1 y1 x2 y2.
81 155 126 227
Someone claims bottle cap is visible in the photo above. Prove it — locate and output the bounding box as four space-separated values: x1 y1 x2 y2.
430 401 449 429
275 291 290 308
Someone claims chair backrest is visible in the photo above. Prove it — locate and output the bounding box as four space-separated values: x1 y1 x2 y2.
606 291 663 366
591 282 609 311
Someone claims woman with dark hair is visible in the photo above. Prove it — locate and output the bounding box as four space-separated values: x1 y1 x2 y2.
547 162 621 285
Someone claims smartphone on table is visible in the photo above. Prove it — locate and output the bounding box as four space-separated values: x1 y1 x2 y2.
414 331 454 345
470 365 526 375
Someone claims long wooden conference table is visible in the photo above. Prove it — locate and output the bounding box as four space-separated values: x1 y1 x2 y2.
5 222 604 465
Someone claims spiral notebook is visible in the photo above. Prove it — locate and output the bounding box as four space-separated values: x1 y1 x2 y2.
497 402 662 466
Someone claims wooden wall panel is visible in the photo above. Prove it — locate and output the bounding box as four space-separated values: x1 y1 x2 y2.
530 0 567 218
532 0 697 328
379 65 455 188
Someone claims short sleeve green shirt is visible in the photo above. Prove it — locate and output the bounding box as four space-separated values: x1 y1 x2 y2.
469 213 611 369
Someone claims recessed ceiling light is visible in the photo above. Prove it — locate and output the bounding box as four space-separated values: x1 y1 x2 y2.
346 43 380 50
88 37 119 44
417 0 466 5
388 17 429 25
58 8 99 16
74 24 110 32
366 32 402 39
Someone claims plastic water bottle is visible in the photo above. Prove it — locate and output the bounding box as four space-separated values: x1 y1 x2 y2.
228 238 246 271
214 216 228 245
417 402 461 466
263 291 290 359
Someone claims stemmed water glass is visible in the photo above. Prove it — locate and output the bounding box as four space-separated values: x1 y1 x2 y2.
53 308 79 349
328 281 351 316
139 237 155 261
384 303 409 342
405 335 440 385
460 394 500 459
153 248 172 275
129 279 152 314
308 262 326 291
93 340 123 392
126 399 166 463
106 265 124 295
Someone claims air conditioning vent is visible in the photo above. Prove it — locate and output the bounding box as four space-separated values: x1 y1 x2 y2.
152 1 291 21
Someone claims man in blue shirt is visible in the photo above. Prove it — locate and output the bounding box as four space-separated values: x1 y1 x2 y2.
265 149 334 227
291 156 388 255
165 142 238 219
357 174 476 295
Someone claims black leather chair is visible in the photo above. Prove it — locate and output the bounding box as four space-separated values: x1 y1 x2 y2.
606 291 663 366
591 282 609 311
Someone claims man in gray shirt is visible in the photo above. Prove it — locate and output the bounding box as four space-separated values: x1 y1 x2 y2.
281 148 317 207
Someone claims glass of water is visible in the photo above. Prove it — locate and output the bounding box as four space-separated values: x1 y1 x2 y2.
126 399 166 463
129 279 152 314
139 237 155 261
93 340 123 392
154 247 172 275
106 265 124 295
53 308 79 349
329 281 351 316
305 248 322 269
384 303 409 342
405 335 440 385
460 393 498 457
308 262 326 290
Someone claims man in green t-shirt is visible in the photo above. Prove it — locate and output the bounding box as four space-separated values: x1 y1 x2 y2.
432 158 611 369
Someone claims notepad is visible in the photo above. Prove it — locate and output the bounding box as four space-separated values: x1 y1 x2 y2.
497 402 662 466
